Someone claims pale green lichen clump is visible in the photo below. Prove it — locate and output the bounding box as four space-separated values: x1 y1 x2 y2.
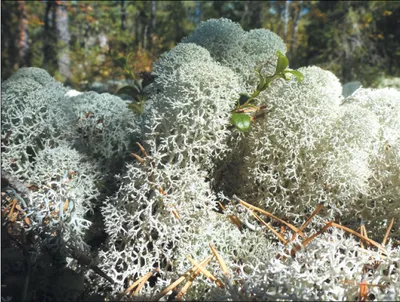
96 19 400 300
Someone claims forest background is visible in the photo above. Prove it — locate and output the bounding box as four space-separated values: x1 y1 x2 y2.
2 0 400 93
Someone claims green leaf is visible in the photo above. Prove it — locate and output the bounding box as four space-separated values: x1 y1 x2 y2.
126 52 135 65
275 50 289 75
231 113 251 132
141 72 155 88
116 85 140 95
128 102 143 114
114 57 127 69
255 69 266 91
116 85 141 101
238 94 250 106
284 70 305 82
108 49 127 69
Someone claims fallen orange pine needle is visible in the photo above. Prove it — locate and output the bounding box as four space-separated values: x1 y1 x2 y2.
300 204 324 232
233 195 303 237
186 255 224 288
7 199 17 221
131 152 145 164
251 211 287 245
137 142 149 157
176 257 213 301
382 217 394 246
120 269 157 298
329 222 386 253
209 243 230 277
153 255 212 301
302 221 335 248
218 201 243 231
133 269 156 296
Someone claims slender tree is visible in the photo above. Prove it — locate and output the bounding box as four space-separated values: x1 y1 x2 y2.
148 0 156 48
56 0 71 81
43 0 57 73
18 0 29 68
288 1 303 59
120 0 126 31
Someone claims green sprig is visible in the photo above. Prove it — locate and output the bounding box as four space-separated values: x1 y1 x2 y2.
230 51 304 132
108 49 153 115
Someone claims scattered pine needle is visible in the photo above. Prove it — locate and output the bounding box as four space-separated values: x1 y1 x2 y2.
121 270 155 298
217 200 243 230
233 195 303 237
133 270 155 296
159 187 167 195
15 204 24 212
176 275 197 301
176 257 212 301
280 225 286 237
360 222 369 249
209 243 230 277
172 209 181 221
137 142 149 157
158 187 181 221
7 199 17 220
63 199 69 212
131 152 145 164
153 256 212 301
186 255 224 288
299 204 323 233
382 217 394 246
289 204 323 243
24 217 31 226
341 280 388 288
358 279 369 302
302 221 334 247
251 211 287 245
329 222 386 253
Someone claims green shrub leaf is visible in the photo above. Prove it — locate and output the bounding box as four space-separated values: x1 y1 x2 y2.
238 93 250 106
231 113 251 132
116 85 141 101
275 50 289 74
284 69 305 82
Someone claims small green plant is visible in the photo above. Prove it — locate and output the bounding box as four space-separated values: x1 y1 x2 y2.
230 51 304 132
108 50 154 114
109 49 303 132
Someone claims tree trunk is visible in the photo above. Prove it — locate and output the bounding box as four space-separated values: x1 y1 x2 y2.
288 1 302 59
274 2 283 36
121 0 126 31
151 1 156 31
244 1 262 29
1 2 19 79
43 0 57 73
139 7 148 50
241 1 250 27
148 0 156 49
134 9 140 48
18 0 29 68
283 0 290 42
194 0 201 24
56 0 71 81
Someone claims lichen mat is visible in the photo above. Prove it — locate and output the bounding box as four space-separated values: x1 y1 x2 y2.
1 18 399 301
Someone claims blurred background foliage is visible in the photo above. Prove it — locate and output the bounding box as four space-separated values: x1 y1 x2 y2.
2 0 400 92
